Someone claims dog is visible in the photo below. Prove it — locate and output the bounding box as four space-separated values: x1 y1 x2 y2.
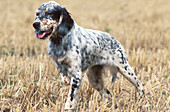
33 1 149 110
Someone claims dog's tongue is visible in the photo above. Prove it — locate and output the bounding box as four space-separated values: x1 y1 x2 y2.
38 32 46 39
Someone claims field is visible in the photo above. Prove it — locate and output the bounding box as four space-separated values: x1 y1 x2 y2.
0 0 169 111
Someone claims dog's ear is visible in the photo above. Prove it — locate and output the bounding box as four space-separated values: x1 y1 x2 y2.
51 8 62 22
52 7 74 38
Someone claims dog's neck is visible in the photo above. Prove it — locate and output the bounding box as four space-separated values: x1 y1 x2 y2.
49 36 62 46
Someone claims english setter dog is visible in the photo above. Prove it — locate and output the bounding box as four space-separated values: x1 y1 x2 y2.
33 1 149 110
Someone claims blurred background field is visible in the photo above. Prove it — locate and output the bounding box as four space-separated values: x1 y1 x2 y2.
0 0 169 111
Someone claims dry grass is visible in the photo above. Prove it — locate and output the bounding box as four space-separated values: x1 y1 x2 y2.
0 0 169 111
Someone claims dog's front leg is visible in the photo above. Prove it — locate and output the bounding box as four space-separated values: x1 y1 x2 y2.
65 68 82 110
56 64 71 85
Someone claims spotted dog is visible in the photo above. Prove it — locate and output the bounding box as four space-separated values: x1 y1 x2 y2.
33 1 149 110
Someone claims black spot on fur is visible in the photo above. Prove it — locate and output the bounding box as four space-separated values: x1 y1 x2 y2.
72 84 78 88
48 52 51 55
73 79 78 84
137 82 139 87
124 66 128 71
117 49 126 64
131 73 133 76
70 92 74 101
78 37 82 43
76 50 79 54
128 72 130 75
72 76 81 82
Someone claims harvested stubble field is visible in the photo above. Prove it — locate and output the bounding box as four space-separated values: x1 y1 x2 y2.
0 0 169 111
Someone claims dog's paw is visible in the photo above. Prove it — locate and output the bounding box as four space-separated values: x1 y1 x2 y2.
62 77 70 85
65 98 76 110
60 73 70 85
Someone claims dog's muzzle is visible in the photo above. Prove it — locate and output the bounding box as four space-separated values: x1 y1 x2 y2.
33 21 54 39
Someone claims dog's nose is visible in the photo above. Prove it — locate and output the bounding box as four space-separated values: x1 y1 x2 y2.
33 22 40 29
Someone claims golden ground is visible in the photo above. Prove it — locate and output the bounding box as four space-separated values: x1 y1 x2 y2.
0 0 169 111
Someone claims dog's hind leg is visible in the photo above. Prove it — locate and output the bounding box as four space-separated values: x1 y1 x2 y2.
103 66 118 84
87 65 111 101
112 48 145 96
112 48 150 106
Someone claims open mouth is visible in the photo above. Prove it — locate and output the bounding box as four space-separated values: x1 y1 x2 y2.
37 27 53 39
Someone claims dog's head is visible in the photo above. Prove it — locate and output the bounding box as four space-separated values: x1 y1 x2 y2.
33 1 73 40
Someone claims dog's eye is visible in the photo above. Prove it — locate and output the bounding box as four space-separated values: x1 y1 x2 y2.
36 10 40 16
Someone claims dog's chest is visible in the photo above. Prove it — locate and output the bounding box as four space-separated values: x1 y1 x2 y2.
47 40 66 63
